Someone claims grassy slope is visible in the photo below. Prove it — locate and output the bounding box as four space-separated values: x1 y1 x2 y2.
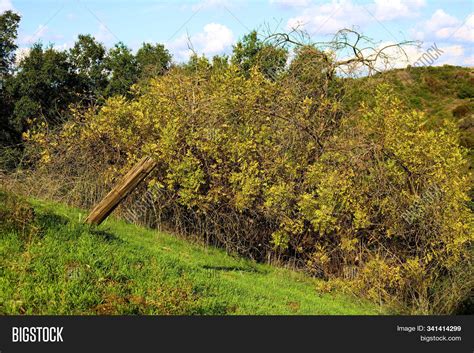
0 195 383 315
352 65 473 118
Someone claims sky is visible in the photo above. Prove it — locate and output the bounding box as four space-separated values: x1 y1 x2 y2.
1 0 473 67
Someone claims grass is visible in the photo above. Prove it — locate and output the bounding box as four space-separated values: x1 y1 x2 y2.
0 192 385 315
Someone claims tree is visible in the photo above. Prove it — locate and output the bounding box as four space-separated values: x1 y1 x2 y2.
8 44 77 132
104 42 138 97
0 10 20 82
182 53 210 74
0 10 21 147
135 43 171 80
231 30 287 79
69 34 108 101
211 54 229 72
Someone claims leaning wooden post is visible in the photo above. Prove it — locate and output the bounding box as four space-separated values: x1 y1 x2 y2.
85 156 157 225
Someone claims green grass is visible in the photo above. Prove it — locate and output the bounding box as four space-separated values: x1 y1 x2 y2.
0 193 385 315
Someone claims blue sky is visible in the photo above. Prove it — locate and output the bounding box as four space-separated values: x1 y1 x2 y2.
2 0 473 66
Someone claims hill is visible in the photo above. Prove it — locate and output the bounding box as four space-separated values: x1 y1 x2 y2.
0 191 384 315
349 65 473 162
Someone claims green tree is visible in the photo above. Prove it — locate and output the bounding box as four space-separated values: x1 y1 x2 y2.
69 34 107 101
8 44 77 132
0 10 21 146
231 30 287 79
136 42 171 80
0 10 20 81
105 42 138 97
182 54 211 74
211 54 229 72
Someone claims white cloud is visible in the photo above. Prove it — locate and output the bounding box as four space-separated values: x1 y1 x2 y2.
168 23 234 61
412 10 474 43
424 9 459 33
432 44 467 66
286 1 365 35
374 0 425 21
167 36 192 62
286 0 427 35
0 0 14 13
394 42 470 68
373 41 469 69
196 23 234 54
448 14 474 42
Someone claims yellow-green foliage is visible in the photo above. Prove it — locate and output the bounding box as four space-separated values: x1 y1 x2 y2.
310 85 472 313
25 61 472 313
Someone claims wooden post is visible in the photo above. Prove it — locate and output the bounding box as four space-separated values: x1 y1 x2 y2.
85 156 157 225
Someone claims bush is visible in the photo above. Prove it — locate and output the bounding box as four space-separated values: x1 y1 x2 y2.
0 191 38 239
452 103 472 118
458 84 474 99
22 59 472 313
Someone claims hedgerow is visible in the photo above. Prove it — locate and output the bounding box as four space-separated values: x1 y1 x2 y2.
22 45 472 313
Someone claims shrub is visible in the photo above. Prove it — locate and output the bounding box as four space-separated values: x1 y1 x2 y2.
0 191 38 239
313 85 472 313
458 84 474 99
452 103 472 118
22 59 472 313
